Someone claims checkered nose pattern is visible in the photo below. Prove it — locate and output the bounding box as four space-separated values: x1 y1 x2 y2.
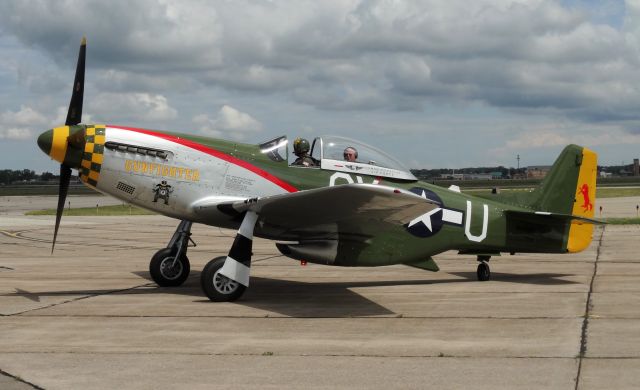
79 125 106 187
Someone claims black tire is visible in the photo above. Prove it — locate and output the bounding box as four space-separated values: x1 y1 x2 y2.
149 248 190 287
200 256 247 302
477 262 491 281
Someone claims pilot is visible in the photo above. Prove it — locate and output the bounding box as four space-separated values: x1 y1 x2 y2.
292 138 318 167
343 146 358 162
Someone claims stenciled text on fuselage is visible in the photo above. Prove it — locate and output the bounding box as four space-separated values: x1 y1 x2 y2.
124 159 200 181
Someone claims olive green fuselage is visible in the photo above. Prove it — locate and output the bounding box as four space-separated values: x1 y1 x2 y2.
147 130 560 267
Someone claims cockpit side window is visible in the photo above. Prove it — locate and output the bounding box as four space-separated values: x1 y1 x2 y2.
258 136 288 162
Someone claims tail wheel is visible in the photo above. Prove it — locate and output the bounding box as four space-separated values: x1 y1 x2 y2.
201 256 247 302
477 262 491 281
150 248 190 287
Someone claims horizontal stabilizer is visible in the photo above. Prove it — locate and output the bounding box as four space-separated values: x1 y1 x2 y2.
505 210 606 225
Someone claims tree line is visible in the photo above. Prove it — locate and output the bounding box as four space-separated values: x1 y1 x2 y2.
0 169 57 185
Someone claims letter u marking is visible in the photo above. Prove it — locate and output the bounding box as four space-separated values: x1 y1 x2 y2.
465 201 488 242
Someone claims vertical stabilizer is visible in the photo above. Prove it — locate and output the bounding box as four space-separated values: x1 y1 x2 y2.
566 148 597 252
527 145 597 252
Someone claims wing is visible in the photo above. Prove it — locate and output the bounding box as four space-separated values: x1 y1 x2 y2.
195 184 439 242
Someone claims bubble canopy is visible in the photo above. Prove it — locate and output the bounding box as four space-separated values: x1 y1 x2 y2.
311 135 417 181
259 135 417 181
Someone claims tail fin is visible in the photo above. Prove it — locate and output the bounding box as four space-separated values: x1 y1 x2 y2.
526 144 598 252
529 145 597 215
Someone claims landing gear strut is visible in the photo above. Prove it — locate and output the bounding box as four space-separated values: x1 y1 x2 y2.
150 220 195 287
201 211 258 302
476 255 491 281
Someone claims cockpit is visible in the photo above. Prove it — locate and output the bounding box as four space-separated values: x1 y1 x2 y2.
258 135 417 181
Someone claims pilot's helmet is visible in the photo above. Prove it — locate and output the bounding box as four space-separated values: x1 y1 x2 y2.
161 180 167 185
293 138 310 155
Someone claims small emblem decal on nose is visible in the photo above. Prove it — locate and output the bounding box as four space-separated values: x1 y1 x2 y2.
153 181 173 205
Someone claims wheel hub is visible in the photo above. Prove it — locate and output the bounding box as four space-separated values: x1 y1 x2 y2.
159 257 183 280
213 270 239 294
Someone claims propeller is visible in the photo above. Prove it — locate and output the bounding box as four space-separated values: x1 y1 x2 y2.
52 165 72 253
65 37 86 126
51 37 87 253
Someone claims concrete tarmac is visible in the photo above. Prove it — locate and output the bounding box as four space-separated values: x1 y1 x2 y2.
0 197 639 389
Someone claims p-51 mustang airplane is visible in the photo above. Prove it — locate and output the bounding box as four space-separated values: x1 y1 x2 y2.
37 38 601 302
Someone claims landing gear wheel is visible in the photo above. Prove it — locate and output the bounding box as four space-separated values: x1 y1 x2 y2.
477 262 491 281
149 248 190 287
201 256 247 302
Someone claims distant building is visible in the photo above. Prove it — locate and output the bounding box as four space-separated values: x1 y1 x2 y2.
440 173 465 180
599 171 613 178
464 173 493 180
634 159 639 176
526 165 552 179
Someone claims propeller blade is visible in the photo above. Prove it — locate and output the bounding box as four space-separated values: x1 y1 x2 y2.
52 164 72 253
65 37 86 126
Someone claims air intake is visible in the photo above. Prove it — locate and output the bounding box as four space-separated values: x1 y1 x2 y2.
116 181 135 194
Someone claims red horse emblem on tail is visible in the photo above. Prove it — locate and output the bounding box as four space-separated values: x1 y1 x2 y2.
578 184 593 212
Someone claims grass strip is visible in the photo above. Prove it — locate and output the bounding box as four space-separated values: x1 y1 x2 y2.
465 187 640 198
604 218 640 225
26 204 156 216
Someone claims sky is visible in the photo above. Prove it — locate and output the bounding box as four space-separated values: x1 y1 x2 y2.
1 0 640 172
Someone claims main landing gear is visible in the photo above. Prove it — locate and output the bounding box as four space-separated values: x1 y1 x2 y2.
200 256 247 302
150 220 195 287
476 255 491 281
201 211 258 302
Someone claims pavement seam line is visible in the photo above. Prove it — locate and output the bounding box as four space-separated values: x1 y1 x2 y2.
0 368 44 390
10 282 155 316
0 351 583 359
574 225 604 390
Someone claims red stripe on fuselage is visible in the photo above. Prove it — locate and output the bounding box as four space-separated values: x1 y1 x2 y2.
110 125 298 193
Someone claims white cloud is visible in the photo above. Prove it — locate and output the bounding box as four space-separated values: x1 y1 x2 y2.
0 105 47 141
491 124 640 156
1 105 47 126
90 92 177 122
0 128 32 140
193 105 263 140
2 0 639 124
2 1 640 169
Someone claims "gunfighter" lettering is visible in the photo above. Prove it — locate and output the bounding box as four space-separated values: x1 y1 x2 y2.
124 159 200 182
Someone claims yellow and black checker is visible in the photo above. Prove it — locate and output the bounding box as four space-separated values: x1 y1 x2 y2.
79 125 106 187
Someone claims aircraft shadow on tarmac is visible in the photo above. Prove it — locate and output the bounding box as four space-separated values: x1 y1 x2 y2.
8 270 578 318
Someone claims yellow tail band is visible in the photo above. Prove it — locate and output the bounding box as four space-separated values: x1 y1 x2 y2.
567 147 597 253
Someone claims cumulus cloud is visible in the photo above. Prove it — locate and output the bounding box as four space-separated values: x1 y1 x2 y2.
2 0 640 168
490 123 640 157
2 0 639 123
0 128 32 140
89 92 177 122
1 105 47 126
193 105 263 140
0 105 48 141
